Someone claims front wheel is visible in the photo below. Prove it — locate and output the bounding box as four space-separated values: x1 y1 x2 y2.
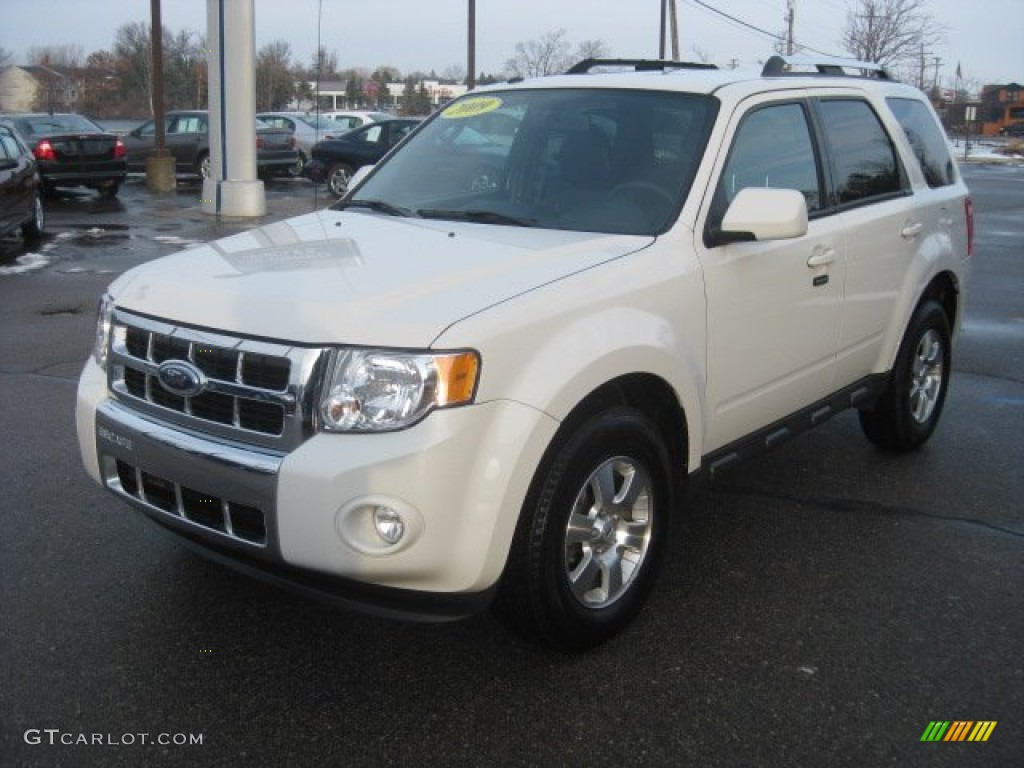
859 299 951 452
495 407 672 651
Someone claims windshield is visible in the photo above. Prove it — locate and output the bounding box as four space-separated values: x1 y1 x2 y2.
344 88 716 235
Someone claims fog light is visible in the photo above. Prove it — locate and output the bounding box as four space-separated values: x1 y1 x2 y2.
373 505 405 545
336 496 422 554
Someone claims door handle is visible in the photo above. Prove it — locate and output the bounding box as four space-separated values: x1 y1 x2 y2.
807 247 836 268
901 221 924 239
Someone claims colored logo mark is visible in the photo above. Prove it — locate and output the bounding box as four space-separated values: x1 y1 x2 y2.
921 721 997 742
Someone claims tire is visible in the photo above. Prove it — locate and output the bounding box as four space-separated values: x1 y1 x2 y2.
326 163 354 197
288 152 307 178
858 299 951 452
495 406 672 651
196 153 211 180
21 193 44 240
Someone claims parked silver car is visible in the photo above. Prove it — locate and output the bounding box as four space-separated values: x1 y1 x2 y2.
256 112 345 174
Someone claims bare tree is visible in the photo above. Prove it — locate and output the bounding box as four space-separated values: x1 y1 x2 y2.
27 44 85 68
574 39 611 63
0 46 12 67
256 40 295 111
841 0 944 69
504 28 572 78
311 47 340 80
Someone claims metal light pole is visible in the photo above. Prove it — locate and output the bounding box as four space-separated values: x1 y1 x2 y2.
659 0 667 59
467 0 476 90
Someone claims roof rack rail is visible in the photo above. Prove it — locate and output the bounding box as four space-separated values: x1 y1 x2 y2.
762 55 891 79
567 58 719 75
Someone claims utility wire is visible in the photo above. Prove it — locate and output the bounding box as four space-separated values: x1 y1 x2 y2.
685 0 843 59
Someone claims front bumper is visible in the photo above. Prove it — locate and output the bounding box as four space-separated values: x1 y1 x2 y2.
76 359 558 620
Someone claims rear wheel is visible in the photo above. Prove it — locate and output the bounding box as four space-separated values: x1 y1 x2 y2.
326 163 354 197
288 152 307 178
196 153 211 180
859 299 951 452
21 192 44 240
495 406 671 651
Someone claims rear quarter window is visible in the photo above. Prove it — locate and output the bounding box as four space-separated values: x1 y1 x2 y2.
885 97 956 188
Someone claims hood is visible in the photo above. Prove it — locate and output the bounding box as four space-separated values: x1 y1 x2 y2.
111 210 651 347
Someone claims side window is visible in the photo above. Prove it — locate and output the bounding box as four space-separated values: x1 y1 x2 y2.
389 124 413 146
885 97 956 188
712 102 822 225
817 99 904 205
361 125 384 145
0 128 12 160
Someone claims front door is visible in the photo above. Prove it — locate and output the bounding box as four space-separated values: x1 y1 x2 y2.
696 96 843 451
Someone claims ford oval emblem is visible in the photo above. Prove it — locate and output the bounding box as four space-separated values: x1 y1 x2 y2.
156 360 207 397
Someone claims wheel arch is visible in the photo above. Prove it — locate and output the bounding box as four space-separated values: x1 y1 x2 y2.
878 267 962 374
551 374 690 486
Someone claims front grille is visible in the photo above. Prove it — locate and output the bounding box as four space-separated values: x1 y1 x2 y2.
114 459 267 546
108 310 326 450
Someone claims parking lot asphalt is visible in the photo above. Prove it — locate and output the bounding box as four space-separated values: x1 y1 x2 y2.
1 167 1021 768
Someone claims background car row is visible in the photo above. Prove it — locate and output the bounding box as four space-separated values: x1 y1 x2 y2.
0 108 406 202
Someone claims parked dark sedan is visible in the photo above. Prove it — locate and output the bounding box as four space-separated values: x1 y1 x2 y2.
304 118 420 196
1 113 126 198
122 110 300 179
0 121 43 240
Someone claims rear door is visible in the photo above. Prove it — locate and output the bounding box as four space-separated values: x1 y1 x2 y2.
810 95 919 384
696 94 845 452
166 114 206 170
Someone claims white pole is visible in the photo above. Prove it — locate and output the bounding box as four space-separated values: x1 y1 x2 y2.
202 0 266 217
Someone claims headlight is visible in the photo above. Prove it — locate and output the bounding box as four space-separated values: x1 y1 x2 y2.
319 348 480 432
93 294 115 369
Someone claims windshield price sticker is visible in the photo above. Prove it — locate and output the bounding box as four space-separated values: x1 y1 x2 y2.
442 97 503 119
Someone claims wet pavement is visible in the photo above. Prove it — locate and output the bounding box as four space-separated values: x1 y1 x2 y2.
0 174 333 277
0 165 1021 767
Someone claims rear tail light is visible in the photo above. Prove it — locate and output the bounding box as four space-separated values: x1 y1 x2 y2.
114 137 126 159
965 197 974 257
34 139 57 162
288 136 295 149
256 136 265 149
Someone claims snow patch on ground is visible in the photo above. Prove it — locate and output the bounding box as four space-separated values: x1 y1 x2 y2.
0 252 52 275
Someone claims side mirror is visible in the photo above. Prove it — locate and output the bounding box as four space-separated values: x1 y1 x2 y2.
713 187 808 245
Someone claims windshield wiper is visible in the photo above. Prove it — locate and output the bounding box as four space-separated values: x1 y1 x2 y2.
416 208 537 227
335 199 411 217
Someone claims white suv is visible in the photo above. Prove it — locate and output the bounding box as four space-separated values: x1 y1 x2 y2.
77 56 972 650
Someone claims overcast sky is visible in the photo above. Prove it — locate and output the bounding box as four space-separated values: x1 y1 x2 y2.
1 0 1019 87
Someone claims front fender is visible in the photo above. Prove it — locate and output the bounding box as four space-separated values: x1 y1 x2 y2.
436 239 708 473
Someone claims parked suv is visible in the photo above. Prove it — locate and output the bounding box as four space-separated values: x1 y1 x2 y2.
77 56 972 650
